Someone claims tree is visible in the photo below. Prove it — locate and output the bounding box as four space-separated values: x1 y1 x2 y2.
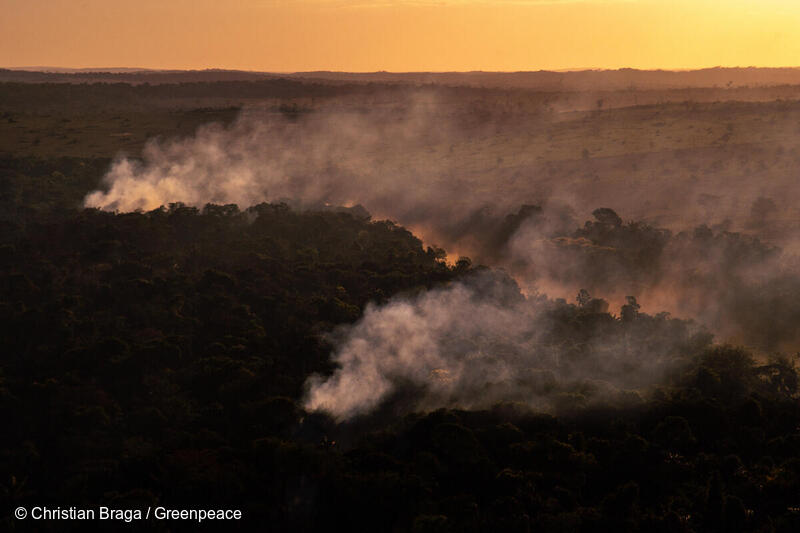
577 288 592 307
621 296 640 322
592 207 623 227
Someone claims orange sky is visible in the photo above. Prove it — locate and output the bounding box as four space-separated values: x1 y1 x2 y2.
2 0 800 72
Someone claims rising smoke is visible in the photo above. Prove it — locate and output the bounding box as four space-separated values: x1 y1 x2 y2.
84 92 800 419
304 270 707 421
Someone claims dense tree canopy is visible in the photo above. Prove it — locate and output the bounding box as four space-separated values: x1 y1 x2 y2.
1 193 799 531
3 81 800 531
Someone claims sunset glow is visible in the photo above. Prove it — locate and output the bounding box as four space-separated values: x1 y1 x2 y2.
3 0 799 71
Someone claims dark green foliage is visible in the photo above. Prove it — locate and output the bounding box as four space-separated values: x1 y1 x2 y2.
0 202 460 530
1 178 799 531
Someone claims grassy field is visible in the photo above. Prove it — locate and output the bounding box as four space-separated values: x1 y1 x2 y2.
0 107 241 158
3 81 800 241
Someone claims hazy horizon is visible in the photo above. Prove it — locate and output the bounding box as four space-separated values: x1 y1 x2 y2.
6 66 800 73
4 0 800 72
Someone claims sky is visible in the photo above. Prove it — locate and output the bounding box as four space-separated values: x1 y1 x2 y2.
2 0 800 72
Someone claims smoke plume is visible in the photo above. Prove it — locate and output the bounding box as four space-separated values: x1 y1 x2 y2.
304 270 707 421
83 92 800 418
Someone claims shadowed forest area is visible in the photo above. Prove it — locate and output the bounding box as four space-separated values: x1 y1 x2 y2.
3 74 800 531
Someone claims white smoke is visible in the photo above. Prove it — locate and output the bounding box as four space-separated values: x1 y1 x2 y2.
304 271 703 421
83 93 800 419
83 98 494 222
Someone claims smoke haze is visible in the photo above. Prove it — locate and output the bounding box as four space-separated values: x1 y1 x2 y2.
83 92 800 418
304 270 706 421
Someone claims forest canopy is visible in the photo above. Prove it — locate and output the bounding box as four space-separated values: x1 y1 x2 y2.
4 80 800 532
2 194 799 531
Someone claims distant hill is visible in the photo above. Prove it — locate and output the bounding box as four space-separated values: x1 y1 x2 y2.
9 66 152 73
4 66 800 89
0 68 279 84
288 68 800 90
